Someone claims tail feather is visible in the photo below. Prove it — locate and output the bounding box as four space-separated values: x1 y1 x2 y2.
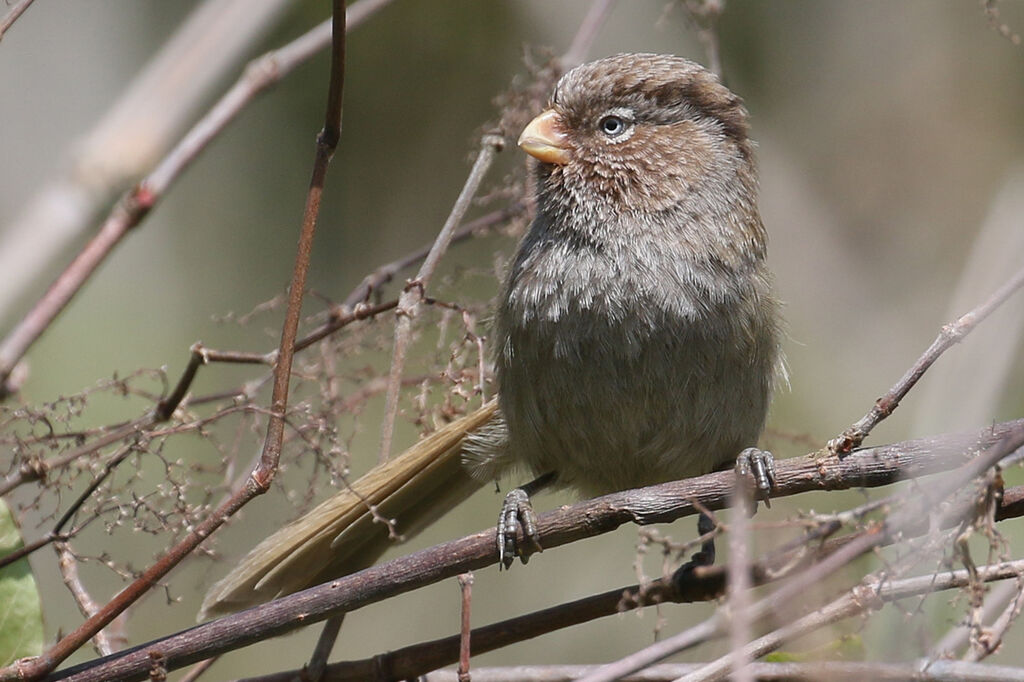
199 401 499 620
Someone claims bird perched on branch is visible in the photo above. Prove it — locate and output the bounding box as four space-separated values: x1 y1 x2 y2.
200 53 782 619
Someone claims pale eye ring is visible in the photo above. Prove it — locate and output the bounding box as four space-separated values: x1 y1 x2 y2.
599 115 628 137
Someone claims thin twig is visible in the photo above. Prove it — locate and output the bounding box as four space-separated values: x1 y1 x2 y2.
0 442 136 570
0 0 298 396
377 135 504 462
931 579 1019 659
0 415 150 497
829 262 1024 454
677 559 1024 682
178 657 218 682
0 208 506 499
342 204 523 309
963 578 1024 663
307 616 345 680
55 542 114 657
0 0 35 43
228 482 1024 682
458 573 475 682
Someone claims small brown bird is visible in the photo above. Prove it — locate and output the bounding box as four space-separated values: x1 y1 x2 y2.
200 53 782 618
465 52 782 566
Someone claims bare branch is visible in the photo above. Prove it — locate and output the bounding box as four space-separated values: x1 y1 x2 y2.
830 262 1024 454
44 420 1024 681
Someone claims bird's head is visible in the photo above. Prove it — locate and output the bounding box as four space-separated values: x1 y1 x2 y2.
518 53 757 220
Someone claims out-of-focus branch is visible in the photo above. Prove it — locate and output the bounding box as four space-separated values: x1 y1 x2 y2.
375 0 619 462
681 0 725 78
416 660 1024 682
0 0 35 42
0 0 293 348
0 0 395 398
561 0 617 68
44 420 1024 681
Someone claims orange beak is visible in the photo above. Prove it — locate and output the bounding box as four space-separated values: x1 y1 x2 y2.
518 109 570 165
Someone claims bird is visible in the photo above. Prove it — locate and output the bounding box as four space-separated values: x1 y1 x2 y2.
200 52 782 619
466 52 782 566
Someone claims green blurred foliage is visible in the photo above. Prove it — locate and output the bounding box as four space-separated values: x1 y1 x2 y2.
0 499 44 666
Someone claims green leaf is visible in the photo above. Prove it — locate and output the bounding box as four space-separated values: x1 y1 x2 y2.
0 498 44 666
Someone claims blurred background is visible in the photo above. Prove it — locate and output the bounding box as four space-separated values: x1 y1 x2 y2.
1 0 1023 678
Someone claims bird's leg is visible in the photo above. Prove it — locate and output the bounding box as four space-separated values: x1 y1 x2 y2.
670 511 718 592
672 448 775 592
734 446 775 507
497 471 557 568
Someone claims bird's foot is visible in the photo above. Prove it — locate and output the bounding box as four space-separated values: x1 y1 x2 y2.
496 471 556 569
497 487 542 568
734 446 775 508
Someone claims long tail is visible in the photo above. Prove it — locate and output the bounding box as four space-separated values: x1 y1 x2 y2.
199 401 499 619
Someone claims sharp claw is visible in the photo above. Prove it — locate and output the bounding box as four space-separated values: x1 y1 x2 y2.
496 487 542 568
735 447 775 508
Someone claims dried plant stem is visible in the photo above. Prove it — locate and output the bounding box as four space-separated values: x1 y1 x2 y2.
682 0 725 78
375 0 620 462
343 204 523 308
0 224 497 500
0 417 149 497
0 442 136 571
0 0 296 392
0 4 348 679
931 579 1019 659
829 262 1024 454
377 135 504 462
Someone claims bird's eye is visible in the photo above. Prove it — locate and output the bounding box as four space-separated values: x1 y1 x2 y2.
599 115 628 137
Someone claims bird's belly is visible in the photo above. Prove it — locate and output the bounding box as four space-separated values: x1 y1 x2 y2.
498 308 768 497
